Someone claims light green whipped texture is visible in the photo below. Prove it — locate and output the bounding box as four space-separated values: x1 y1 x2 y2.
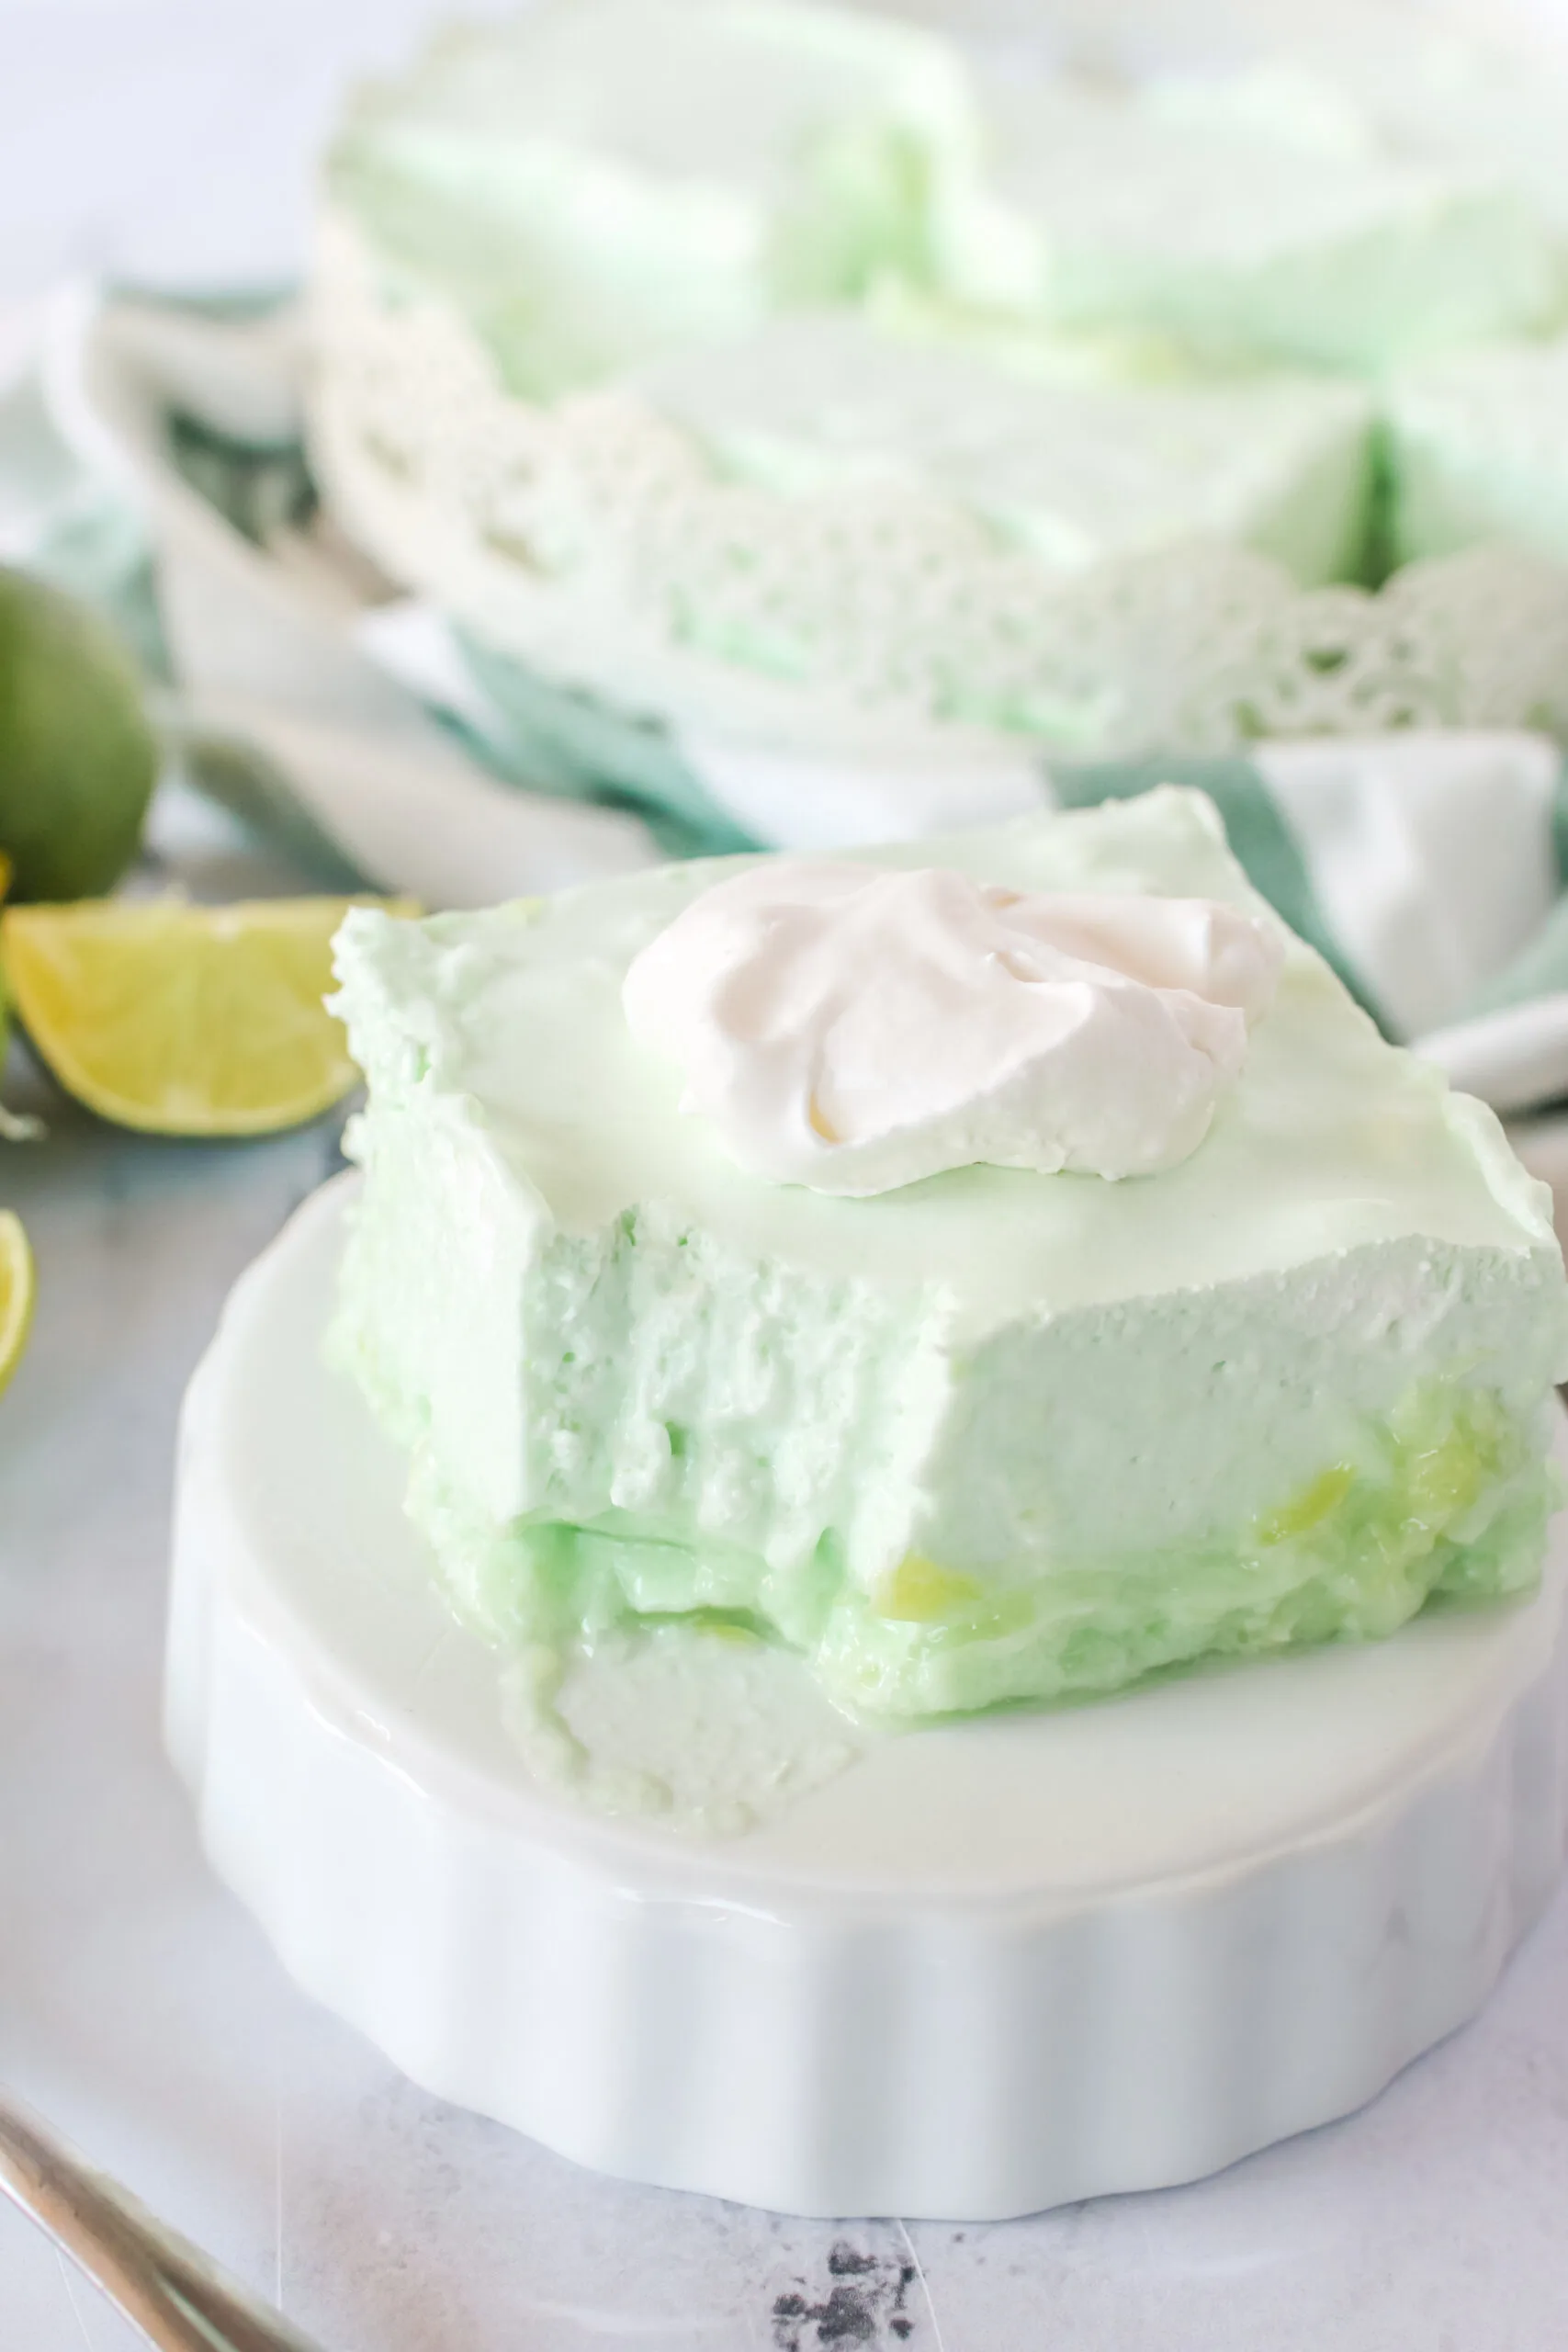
330 789 1568 1725
636 311 1375 586
933 72 1566 375
1385 334 1568 570
326 0 976 397
1208 25 1568 238
324 2 1568 405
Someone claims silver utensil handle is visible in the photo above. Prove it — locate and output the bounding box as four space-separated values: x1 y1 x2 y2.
0 2089 329 2352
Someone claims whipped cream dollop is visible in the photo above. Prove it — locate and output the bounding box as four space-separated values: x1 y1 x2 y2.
622 860 1284 1194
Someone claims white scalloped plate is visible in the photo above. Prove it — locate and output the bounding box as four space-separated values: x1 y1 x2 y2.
165 1175 1568 2220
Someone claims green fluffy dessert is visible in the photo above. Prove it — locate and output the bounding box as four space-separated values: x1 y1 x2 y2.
320 2 1565 399
636 311 1375 587
935 71 1563 375
324 0 973 396
1385 334 1568 570
307 0 1568 804
329 789 1568 1723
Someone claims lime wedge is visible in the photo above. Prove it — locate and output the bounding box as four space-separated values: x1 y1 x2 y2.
0 1211 34 1392
2 897 402 1136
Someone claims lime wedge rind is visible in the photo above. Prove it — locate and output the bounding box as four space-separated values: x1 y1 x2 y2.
0 1210 35 1394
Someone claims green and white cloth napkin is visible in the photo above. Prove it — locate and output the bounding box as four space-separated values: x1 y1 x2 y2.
6 286 1568 1114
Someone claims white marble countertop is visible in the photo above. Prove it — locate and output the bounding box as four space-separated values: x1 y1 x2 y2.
4 5 1568 2345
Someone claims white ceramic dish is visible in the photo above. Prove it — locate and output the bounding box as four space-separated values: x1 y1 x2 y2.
165 1174 1568 2222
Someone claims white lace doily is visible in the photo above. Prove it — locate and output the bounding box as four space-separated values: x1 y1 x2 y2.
308 212 1568 764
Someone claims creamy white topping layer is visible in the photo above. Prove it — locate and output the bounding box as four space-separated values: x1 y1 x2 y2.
622 858 1282 1193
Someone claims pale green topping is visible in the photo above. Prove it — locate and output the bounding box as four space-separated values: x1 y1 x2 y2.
335 789 1559 1325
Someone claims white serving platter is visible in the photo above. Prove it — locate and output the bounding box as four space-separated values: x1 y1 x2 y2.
167 1175 1568 2221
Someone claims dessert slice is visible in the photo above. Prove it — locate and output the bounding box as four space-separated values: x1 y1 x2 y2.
935 72 1562 374
636 312 1375 586
1385 335 1568 569
330 788 1568 1722
323 0 976 396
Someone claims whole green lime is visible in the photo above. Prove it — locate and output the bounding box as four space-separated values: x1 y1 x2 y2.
0 568 158 900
